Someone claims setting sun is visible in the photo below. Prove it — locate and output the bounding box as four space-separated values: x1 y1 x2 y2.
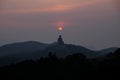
56 22 64 31
58 27 63 31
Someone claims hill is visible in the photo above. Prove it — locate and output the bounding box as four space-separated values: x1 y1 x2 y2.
0 41 119 66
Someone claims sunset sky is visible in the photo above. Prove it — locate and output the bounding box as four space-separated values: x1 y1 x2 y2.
0 0 120 50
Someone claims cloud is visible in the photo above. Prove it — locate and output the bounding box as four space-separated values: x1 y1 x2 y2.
0 0 120 49
0 0 100 14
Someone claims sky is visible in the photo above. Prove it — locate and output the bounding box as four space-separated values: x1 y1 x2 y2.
0 0 120 50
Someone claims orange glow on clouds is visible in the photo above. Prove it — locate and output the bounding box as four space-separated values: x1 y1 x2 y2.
0 0 100 14
57 22 64 27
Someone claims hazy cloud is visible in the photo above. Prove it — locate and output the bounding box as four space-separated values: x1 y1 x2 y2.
0 0 120 50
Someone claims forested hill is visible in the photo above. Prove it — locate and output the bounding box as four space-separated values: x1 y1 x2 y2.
0 48 120 80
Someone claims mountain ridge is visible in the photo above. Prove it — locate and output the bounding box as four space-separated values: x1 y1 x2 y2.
0 41 119 66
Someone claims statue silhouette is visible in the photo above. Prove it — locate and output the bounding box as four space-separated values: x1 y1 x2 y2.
57 35 64 45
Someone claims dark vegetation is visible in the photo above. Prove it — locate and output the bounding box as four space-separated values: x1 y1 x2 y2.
0 48 120 80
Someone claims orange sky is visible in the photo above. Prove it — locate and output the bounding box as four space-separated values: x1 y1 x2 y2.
0 0 120 50
0 0 108 14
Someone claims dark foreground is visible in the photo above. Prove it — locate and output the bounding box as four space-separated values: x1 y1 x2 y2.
0 48 120 80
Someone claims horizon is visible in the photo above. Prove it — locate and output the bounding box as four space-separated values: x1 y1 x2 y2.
0 0 120 50
0 36 119 51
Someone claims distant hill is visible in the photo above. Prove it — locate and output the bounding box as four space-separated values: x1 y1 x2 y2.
0 41 49 56
0 41 119 66
99 47 118 54
42 43 97 58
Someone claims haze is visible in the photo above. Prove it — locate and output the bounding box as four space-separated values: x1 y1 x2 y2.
0 0 120 50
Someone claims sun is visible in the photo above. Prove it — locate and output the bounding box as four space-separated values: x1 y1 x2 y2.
58 27 63 31
56 22 64 31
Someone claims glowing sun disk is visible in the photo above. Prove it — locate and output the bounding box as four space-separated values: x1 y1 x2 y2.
58 27 63 31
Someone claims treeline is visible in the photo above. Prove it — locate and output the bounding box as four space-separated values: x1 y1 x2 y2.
0 48 120 80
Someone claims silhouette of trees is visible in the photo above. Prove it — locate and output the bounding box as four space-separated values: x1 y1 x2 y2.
0 49 120 80
65 53 86 62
